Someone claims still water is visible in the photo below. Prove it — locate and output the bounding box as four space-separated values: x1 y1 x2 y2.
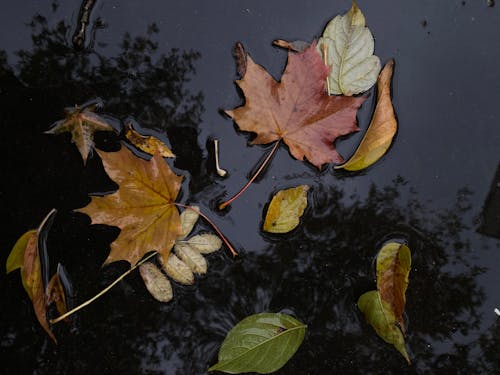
0 1 499 374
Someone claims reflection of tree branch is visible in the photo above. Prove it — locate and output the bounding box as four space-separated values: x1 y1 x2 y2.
72 0 97 50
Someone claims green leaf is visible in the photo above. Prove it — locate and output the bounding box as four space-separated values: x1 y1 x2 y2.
318 1 381 95
376 241 411 333
263 185 309 233
358 291 410 364
6 230 36 274
209 312 306 374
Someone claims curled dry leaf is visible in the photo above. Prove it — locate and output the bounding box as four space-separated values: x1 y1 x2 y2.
335 60 397 171
272 39 310 53
318 1 381 96
139 262 173 303
376 241 411 334
174 243 207 275
6 209 60 343
209 312 306 374
45 98 115 165
158 253 194 285
46 267 69 319
358 291 410 364
124 121 175 158
263 185 309 233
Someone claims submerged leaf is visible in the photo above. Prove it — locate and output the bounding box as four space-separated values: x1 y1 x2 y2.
358 291 410 364
225 42 365 168
139 262 173 303
76 147 183 266
376 241 411 333
209 312 306 374
318 1 381 95
124 122 175 158
158 253 194 285
46 267 68 319
263 185 309 233
335 60 397 171
45 98 115 164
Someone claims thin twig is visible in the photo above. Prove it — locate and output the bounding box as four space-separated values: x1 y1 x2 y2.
322 43 331 94
50 251 158 324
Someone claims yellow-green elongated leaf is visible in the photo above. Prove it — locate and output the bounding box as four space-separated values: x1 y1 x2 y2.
358 291 410 364
263 185 309 233
6 230 36 273
209 312 306 374
318 1 381 95
335 60 397 171
139 262 173 303
376 241 411 334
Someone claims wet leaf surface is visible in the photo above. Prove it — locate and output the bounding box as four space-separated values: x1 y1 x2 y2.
263 185 309 233
209 312 306 374
139 262 173 303
335 60 397 171
124 121 175 158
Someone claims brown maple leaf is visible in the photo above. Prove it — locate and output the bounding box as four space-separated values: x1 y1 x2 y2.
76 147 183 266
226 42 365 168
45 99 115 165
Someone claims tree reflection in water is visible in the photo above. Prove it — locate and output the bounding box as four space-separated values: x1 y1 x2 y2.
0 7 498 375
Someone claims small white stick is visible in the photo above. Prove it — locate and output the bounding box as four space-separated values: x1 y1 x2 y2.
214 139 228 177
494 308 500 316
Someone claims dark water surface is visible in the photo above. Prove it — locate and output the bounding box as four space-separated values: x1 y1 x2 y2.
1 1 499 374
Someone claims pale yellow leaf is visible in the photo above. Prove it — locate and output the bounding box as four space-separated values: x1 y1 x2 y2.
158 253 194 285
174 243 207 275
186 233 222 254
263 185 309 233
139 262 173 303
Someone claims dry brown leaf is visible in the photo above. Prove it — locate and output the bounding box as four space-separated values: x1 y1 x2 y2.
76 147 183 266
335 60 397 171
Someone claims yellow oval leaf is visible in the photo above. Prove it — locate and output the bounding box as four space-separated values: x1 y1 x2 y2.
263 185 309 233
179 206 199 239
376 242 411 334
125 123 175 158
6 230 36 274
139 262 173 302
335 59 397 171
158 253 194 285
186 233 222 254
174 243 207 275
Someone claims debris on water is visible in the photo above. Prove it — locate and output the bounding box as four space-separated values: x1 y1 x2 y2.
214 139 228 177
487 0 495 7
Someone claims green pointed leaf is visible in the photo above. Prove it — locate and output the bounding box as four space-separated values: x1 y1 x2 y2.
358 291 410 364
6 230 36 274
376 241 411 333
263 185 309 233
209 312 306 374
318 1 381 95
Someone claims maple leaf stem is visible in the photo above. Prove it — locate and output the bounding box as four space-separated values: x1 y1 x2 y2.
49 251 158 325
218 140 280 210
173 203 238 257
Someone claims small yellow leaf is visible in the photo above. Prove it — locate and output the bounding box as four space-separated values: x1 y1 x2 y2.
6 230 36 274
263 185 309 233
174 243 207 275
186 234 222 254
158 253 194 285
179 206 199 239
139 262 173 302
125 123 175 158
335 60 397 171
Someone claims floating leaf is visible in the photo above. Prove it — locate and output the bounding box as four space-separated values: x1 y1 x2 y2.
45 98 115 164
179 205 200 240
6 210 58 342
139 262 173 303
209 312 306 374
158 253 194 285
263 185 309 233
376 241 411 334
318 1 381 96
335 60 397 171
358 291 410 364
186 233 223 254
76 147 183 266
124 121 175 158
46 266 68 319
225 42 365 168
174 243 207 275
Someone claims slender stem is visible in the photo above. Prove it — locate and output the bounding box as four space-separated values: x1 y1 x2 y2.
219 140 280 210
322 43 331 94
50 251 158 324
174 203 238 257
